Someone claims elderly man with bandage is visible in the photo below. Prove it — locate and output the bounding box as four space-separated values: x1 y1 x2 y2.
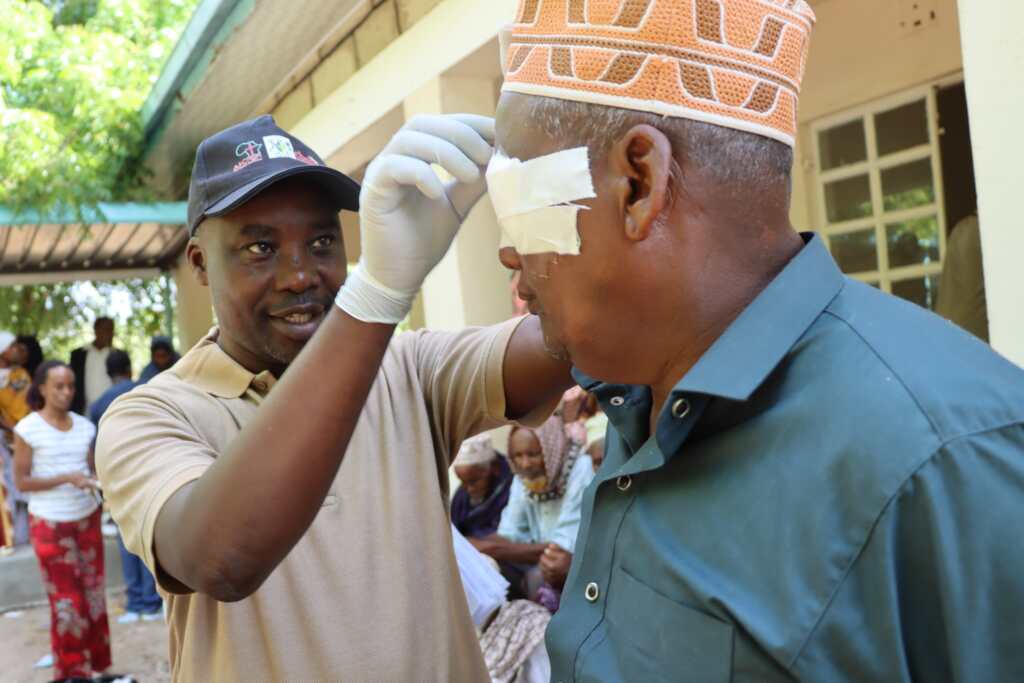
96 114 572 680
486 1 1024 682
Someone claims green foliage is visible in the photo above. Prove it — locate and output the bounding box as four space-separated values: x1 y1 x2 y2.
0 276 176 371
0 0 196 370
0 0 196 214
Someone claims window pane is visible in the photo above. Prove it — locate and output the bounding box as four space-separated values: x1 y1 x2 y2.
881 159 935 212
819 119 867 171
875 100 929 157
829 229 878 273
892 275 940 310
886 216 940 268
824 175 873 223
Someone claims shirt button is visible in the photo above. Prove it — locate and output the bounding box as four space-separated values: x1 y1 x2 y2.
585 582 600 602
616 475 632 492
252 380 267 392
672 397 691 419
609 396 625 407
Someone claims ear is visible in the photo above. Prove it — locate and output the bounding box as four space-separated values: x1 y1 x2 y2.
609 124 673 242
186 240 210 287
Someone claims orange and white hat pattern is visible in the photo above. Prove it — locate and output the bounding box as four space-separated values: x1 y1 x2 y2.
502 0 816 146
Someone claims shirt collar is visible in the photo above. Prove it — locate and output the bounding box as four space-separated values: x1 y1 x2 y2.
169 327 277 398
573 233 845 403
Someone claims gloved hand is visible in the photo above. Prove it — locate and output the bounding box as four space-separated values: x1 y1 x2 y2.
336 114 495 324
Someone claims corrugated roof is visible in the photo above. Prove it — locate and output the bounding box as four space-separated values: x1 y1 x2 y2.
0 203 188 279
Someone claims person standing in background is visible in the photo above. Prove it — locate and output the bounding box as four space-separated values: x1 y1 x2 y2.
936 214 988 342
138 336 180 384
14 360 124 683
1 334 34 548
70 317 116 415
17 335 44 378
90 350 164 623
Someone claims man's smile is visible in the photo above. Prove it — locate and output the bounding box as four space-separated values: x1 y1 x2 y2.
268 303 327 341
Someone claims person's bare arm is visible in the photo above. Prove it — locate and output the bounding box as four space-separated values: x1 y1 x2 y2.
502 315 574 420
153 310 395 601
13 433 92 492
539 543 573 588
471 533 546 564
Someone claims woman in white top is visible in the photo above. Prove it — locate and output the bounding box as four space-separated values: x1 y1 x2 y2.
13 360 115 683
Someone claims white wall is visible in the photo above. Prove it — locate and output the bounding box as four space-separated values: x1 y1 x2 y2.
957 0 1024 366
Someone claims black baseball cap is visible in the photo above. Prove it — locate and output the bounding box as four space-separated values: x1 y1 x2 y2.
187 115 360 235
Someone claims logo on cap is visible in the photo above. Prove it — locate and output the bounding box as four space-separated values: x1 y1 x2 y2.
264 135 296 160
234 141 264 172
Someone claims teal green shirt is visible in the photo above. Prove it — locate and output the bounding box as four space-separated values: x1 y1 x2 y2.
548 235 1024 682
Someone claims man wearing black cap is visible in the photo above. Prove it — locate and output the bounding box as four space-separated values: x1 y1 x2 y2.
96 115 570 681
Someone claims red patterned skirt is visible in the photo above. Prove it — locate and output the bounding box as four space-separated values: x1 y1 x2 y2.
29 509 111 679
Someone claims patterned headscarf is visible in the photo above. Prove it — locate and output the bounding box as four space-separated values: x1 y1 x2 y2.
502 0 817 147
511 416 580 502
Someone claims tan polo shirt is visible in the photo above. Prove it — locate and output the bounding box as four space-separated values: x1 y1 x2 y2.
96 319 528 682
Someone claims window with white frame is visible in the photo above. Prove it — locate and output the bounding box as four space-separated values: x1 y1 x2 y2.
812 87 948 310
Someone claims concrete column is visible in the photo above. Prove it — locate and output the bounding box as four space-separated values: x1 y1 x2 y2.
957 1 1024 366
402 75 512 331
171 254 214 351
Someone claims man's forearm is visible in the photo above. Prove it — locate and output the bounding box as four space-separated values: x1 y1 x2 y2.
155 308 395 601
475 534 546 564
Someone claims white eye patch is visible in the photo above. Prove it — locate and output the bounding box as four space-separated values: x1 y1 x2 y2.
485 147 596 256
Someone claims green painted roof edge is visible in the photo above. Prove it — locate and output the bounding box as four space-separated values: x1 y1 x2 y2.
141 0 250 143
0 202 187 226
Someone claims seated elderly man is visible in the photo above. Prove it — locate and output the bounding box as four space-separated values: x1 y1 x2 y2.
490 1 1024 681
473 417 593 609
451 434 515 539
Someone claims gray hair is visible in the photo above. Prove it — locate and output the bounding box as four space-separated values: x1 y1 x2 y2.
521 96 793 200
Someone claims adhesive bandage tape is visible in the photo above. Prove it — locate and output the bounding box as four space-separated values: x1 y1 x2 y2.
486 147 596 256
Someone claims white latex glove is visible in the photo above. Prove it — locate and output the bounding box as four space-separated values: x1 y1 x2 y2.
336 114 495 323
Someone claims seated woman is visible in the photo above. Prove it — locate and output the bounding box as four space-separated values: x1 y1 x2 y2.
452 434 514 539
472 417 593 610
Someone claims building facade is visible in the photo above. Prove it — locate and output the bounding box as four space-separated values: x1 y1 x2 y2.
146 0 1023 366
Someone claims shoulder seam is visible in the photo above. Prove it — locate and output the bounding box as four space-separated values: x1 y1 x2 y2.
820 309 944 440
788 420 1022 670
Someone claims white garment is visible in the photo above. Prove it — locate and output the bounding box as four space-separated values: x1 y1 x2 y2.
451 524 509 627
84 345 112 410
511 641 552 683
14 412 97 522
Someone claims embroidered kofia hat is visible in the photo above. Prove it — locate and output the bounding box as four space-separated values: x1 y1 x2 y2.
453 433 499 467
502 0 816 146
187 115 360 235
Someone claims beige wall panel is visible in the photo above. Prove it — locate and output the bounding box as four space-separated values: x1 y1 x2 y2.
800 0 963 122
273 79 314 130
397 0 443 32
354 1 400 66
791 0 964 233
312 39 359 105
